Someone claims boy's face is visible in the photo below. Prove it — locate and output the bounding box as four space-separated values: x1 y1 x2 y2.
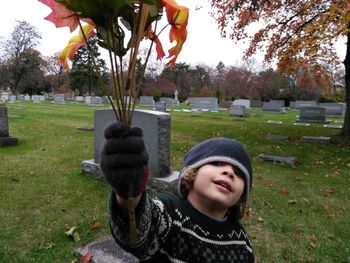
187 161 245 218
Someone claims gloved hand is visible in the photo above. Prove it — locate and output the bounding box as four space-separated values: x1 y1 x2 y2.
100 121 149 198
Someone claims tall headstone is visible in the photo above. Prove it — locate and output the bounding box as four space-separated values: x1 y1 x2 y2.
295 100 317 109
230 104 246 117
53 94 65 104
232 99 250 109
190 97 219 111
319 103 344 117
82 109 174 181
262 101 285 113
139 96 155 106
296 107 329 123
0 104 18 147
174 89 179 104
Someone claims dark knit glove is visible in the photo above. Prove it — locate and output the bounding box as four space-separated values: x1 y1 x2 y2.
100 121 149 198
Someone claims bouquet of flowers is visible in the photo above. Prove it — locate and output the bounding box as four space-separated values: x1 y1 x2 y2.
38 0 189 243
38 0 189 125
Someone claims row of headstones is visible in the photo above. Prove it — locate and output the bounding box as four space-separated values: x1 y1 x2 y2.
0 93 111 106
232 99 345 115
140 96 220 112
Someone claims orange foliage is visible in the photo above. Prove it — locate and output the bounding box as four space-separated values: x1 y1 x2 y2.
210 0 349 74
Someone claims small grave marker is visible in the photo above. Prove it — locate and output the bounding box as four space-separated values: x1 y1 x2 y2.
302 136 331 144
323 124 342 129
267 120 282 124
259 154 297 165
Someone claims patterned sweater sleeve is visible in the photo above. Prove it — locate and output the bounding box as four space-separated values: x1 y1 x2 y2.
109 191 174 261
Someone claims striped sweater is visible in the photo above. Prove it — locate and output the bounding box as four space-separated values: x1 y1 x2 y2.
109 191 254 262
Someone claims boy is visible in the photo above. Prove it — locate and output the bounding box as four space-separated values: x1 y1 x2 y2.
100 122 254 262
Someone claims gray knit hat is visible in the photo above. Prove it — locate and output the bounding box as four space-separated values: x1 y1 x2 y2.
178 138 253 202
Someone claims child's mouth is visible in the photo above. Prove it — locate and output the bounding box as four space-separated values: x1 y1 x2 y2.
213 180 232 191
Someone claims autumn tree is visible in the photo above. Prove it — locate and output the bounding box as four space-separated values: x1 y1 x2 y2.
210 0 350 137
0 21 44 94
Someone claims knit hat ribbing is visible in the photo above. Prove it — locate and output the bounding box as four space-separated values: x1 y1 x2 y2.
178 138 253 202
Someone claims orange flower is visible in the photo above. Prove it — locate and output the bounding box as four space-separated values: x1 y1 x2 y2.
58 24 96 69
162 0 189 66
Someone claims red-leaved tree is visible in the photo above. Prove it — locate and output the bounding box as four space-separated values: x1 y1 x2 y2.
210 0 350 138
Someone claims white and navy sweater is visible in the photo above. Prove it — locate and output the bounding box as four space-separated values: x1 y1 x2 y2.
109 191 254 262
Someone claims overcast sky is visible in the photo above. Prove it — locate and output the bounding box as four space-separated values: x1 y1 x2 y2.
1 0 347 69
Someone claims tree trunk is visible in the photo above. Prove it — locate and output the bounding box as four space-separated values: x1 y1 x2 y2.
342 29 350 138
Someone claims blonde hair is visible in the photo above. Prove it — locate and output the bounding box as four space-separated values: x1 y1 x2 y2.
179 166 248 221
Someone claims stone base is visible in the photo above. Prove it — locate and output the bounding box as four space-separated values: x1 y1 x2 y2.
81 159 179 195
0 136 18 147
295 119 331 124
75 236 138 263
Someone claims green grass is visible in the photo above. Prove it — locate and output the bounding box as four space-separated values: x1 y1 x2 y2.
1 102 349 262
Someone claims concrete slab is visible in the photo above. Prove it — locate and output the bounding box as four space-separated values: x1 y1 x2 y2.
75 236 138 263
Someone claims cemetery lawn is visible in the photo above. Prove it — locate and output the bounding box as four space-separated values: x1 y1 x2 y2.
1 102 349 263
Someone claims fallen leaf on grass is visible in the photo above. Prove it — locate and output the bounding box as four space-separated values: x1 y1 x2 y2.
279 187 289 195
309 242 317 249
81 252 93 263
43 242 55 250
325 188 334 196
90 219 101 230
302 197 309 204
65 226 80 242
258 217 264 222
310 235 318 242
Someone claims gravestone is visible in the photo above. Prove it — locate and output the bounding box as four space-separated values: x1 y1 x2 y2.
155 102 166 112
190 97 218 111
259 154 297 165
174 89 180 105
139 96 154 106
89 96 102 106
75 96 85 103
53 94 65 104
267 120 282 124
32 95 40 103
296 107 329 123
270 100 285 107
39 95 46 102
160 97 178 106
85 96 92 104
1 92 9 101
0 104 18 147
323 124 342 129
82 109 177 185
230 104 246 117
24 94 31 101
262 101 285 113
102 96 110 104
289 101 296 109
266 135 289 141
18 95 25 102
319 103 344 117
9 96 16 103
295 100 317 109
232 99 250 109
302 136 331 144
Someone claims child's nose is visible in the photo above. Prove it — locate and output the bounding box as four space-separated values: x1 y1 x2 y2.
221 167 234 179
